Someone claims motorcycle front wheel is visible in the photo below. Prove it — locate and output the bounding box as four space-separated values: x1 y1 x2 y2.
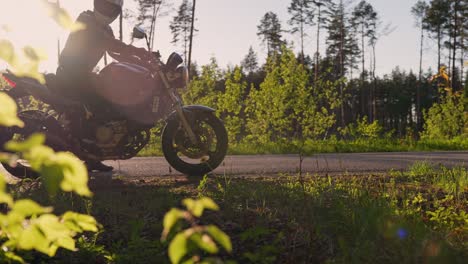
162 112 228 176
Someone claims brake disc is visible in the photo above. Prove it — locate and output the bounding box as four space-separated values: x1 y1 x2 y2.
175 123 213 159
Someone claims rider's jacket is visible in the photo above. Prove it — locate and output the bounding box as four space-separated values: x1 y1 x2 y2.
58 10 138 75
56 10 138 101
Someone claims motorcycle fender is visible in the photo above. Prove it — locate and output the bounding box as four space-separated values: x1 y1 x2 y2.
166 105 216 122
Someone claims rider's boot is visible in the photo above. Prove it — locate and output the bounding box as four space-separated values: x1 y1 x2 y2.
85 160 114 172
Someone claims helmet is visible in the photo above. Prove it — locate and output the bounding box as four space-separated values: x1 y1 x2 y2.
94 0 124 25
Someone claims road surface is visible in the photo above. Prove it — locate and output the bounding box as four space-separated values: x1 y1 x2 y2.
101 152 467 177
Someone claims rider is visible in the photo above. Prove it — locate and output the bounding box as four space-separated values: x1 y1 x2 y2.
56 0 149 172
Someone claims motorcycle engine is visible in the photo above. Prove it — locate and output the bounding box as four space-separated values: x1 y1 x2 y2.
94 121 128 149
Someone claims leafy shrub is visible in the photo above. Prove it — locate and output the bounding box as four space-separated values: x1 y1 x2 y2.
421 67 467 140
162 197 232 264
339 116 385 139
421 95 466 140
0 94 98 263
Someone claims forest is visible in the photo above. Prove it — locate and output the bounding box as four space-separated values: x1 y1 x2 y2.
0 0 466 263
136 0 468 153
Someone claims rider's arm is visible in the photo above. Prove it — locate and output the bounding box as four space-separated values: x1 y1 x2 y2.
102 30 149 62
107 51 142 65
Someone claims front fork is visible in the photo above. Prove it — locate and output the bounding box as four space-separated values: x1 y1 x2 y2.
157 70 198 145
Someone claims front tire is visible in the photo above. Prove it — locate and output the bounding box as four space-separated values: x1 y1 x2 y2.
162 113 228 176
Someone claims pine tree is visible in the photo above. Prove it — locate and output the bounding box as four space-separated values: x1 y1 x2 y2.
169 0 197 61
411 0 429 130
351 0 378 119
325 0 359 126
287 0 315 62
311 0 332 81
424 0 450 71
241 46 259 74
136 0 171 50
257 12 285 56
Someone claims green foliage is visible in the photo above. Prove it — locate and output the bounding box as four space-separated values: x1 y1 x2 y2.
204 166 467 262
408 161 434 178
162 197 232 264
339 116 384 139
0 93 24 127
246 47 340 142
0 93 97 262
0 8 95 260
421 94 466 140
184 58 221 108
5 133 92 197
217 66 247 143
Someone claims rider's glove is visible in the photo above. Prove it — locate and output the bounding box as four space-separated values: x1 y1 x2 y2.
134 47 151 61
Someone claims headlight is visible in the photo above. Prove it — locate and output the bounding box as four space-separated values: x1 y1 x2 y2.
167 65 189 90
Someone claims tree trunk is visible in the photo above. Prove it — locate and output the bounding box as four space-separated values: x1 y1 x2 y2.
339 10 345 127
451 0 458 86
300 18 304 64
361 23 366 117
188 0 197 71
315 5 322 83
372 44 377 122
437 26 441 71
417 22 423 131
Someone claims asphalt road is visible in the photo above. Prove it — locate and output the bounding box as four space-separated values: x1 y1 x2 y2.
102 151 468 177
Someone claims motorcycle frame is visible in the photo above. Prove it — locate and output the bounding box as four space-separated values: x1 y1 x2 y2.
133 26 198 144
152 58 198 145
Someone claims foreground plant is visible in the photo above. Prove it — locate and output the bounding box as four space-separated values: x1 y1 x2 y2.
162 197 232 264
0 93 98 263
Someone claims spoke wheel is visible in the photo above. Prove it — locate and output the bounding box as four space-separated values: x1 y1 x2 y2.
162 113 228 176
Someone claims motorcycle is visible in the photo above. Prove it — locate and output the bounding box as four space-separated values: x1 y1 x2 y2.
0 26 228 177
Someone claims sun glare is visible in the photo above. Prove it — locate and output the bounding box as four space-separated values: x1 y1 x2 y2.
0 0 91 72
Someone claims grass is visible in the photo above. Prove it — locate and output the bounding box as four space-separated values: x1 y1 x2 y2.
138 135 468 157
7 163 468 263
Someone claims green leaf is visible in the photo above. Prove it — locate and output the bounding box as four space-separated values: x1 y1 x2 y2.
189 233 218 254
26 145 55 170
36 214 71 241
199 197 219 211
0 191 14 206
3 251 25 264
62 212 98 232
0 39 16 64
55 236 76 251
162 208 185 240
6 133 45 153
35 151 92 197
17 225 50 254
23 46 48 62
0 93 24 128
0 172 6 191
169 233 188 264
41 0 86 31
206 225 232 253
12 199 52 216
54 152 92 197
182 199 200 216
183 198 219 217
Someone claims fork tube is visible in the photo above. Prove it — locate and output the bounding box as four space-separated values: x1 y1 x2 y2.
157 71 198 144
